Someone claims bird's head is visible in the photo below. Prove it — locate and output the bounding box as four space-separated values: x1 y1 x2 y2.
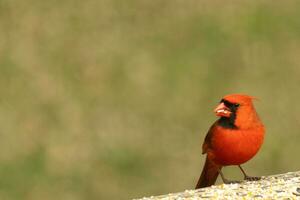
214 94 259 129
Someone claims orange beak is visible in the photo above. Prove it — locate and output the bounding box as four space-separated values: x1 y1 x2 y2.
214 102 232 117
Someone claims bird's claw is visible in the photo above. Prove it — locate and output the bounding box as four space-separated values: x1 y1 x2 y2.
223 179 242 184
244 176 261 181
223 176 261 185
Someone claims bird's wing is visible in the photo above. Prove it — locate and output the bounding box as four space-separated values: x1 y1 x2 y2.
202 122 217 154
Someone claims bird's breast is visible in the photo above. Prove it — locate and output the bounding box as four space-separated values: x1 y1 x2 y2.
211 126 265 166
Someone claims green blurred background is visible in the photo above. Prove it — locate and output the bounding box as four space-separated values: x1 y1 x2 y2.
1 0 300 199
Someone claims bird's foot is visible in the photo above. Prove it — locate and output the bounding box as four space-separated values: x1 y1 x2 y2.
223 179 242 184
244 175 261 181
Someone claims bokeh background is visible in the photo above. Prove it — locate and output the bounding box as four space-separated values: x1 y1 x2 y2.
1 0 300 199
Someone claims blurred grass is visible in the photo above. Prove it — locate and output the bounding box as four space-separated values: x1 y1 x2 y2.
1 0 300 199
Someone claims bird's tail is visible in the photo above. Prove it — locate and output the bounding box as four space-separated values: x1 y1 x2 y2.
195 156 221 189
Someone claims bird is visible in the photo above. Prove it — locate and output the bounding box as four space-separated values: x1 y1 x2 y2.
195 94 265 189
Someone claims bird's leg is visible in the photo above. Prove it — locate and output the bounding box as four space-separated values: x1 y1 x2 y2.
218 169 241 184
238 165 261 181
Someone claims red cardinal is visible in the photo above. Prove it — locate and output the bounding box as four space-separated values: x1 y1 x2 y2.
195 94 265 188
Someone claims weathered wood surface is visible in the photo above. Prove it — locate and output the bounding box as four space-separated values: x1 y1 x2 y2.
135 171 300 199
